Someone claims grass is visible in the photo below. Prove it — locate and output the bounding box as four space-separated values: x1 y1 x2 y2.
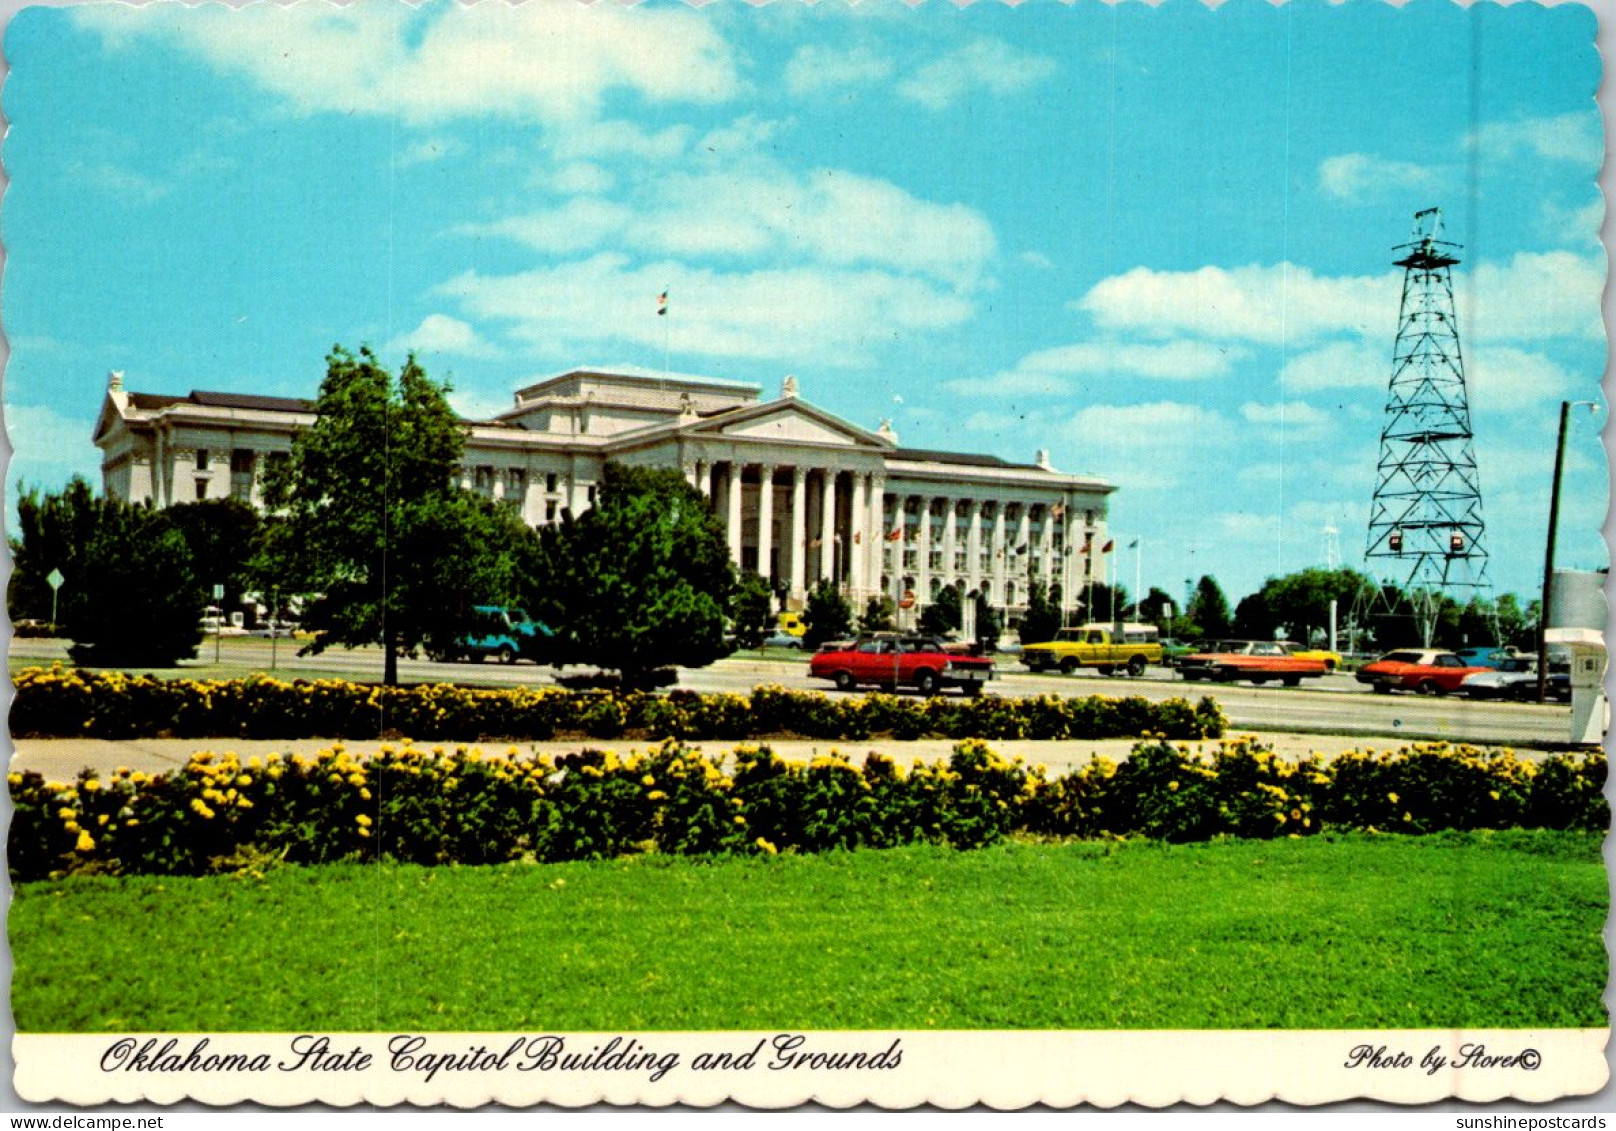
11 832 1606 1033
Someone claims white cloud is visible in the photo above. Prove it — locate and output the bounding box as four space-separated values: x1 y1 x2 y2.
383 314 500 361
439 255 974 365
784 44 892 97
469 164 997 290
1077 263 1394 345
897 39 1057 110
75 2 741 126
1078 251 1604 348
1019 251 1054 270
1462 251 1605 344
1468 112 1603 167
539 162 616 196
1281 340 1385 393
1318 153 1437 201
954 339 1246 396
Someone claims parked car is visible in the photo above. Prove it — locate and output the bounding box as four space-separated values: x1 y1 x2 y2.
1355 649 1490 695
1177 640 1328 687
808 633 995 696
761 631 805 650
1277 641 1344 671
1158 638 1198 667
1460 654 1572 702
432 605 557 664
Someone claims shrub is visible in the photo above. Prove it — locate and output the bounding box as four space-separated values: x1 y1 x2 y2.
10 739 1604 882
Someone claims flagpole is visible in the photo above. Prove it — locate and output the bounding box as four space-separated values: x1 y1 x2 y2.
661 286 670 382
1134 538 1142 622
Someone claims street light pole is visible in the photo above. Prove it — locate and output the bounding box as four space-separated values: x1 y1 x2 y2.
1538 400 1599 702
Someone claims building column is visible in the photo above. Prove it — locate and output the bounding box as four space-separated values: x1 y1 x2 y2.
967 500 983 593
867 475 886 597
757 464 776 585
1040 506 1056 590
848 472 867 595
726 462 745 567
700 460 715 504
682 461 698 490
992 503 1008 603
788 467 807 604
943 497 959 583
916 499 933 603
818 469 838 583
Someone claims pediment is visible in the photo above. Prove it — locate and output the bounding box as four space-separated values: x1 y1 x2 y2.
695 400 889 449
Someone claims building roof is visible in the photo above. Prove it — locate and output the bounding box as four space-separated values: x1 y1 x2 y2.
129 390 314 413
893 447 1041 471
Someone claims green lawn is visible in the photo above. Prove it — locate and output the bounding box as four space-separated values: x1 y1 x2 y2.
11 832 1606 1033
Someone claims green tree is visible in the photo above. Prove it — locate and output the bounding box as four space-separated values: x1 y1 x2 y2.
1020 575 1063 644
731 570 775 649
529 462 735 686
1187 575 1232 638
61 497 204 666
859 594 896 634
973 593 1002 648
258 346 520 684
9 476 99 626
919 584 963 636
165 498 262 616
1231 590 1275 641
802 579 854 649
1136 586 1176 626
1251 567 1367 644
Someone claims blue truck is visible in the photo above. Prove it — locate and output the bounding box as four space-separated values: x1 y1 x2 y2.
435 605 557 664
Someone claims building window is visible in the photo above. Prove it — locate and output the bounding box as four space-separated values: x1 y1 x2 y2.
546 472 559 493
195 478 208 499
546 500 558 523
230 449 254 474
474 466 494 493
195 449 210 470
508 468 527 495
587 485 597 504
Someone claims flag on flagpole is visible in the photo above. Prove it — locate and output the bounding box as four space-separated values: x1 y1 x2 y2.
1081 534 1093 552
887 527 903 542
1051 503 1065 518
1127 538 1139 549
1101 540 1115 554
657 290 669 316
853 531 862 544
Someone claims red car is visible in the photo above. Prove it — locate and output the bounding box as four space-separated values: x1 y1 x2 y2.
808 635 995 697
1355 649 1490 695
1176 640 1327 687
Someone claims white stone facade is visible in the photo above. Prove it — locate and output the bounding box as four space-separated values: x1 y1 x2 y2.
94 366 1116 624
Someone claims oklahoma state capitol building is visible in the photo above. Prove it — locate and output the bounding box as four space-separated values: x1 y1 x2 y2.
95 366 1117 629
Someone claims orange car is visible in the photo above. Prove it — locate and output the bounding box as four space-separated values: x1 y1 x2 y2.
1354 649 1490 695
1177 640 1328 687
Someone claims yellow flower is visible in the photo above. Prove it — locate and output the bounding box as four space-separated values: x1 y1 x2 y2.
733 816 747 826
83 779 100 792
57 807 75 821
648 790 667 801
1387 792 1399 804
1168 781 1179 792
755 837 778 855
642 775 656 787
75 830 95 853
356 814 372 827
62 820 80 834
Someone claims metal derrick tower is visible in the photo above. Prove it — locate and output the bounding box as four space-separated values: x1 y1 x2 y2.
1364 207 1492 646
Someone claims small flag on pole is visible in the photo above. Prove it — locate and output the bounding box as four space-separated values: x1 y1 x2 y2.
1127 538 1139 549
1051 503 1064 518
853 531 862 544
1101 539 1115 554
888 527 903 542
657 290 669 316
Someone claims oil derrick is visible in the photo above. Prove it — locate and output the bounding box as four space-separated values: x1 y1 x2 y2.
1362 208 1493 647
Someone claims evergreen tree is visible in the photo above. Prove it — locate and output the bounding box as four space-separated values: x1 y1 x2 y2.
1020 575 1063 644
63 498 204 666
859 594 896 634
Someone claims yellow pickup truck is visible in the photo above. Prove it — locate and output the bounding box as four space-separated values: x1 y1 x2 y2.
1020 626 1164 677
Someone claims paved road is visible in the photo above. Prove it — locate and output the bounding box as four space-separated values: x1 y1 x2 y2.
10 636 1584 748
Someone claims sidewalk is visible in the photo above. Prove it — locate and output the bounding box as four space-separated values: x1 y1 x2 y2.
8 729 1561 782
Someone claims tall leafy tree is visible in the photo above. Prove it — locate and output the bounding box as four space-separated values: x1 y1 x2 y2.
9 476 99 625
165 498 262 615
259 346 522 684
802 579 854 650
529 462 734 686
919 584 963 636
1019 574 1063 644
62 497 204 666
973 593 1002 648
731 570 775 649
1187 575 1233 638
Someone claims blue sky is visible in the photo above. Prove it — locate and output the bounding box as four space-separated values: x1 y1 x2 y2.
2 0 1606 607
